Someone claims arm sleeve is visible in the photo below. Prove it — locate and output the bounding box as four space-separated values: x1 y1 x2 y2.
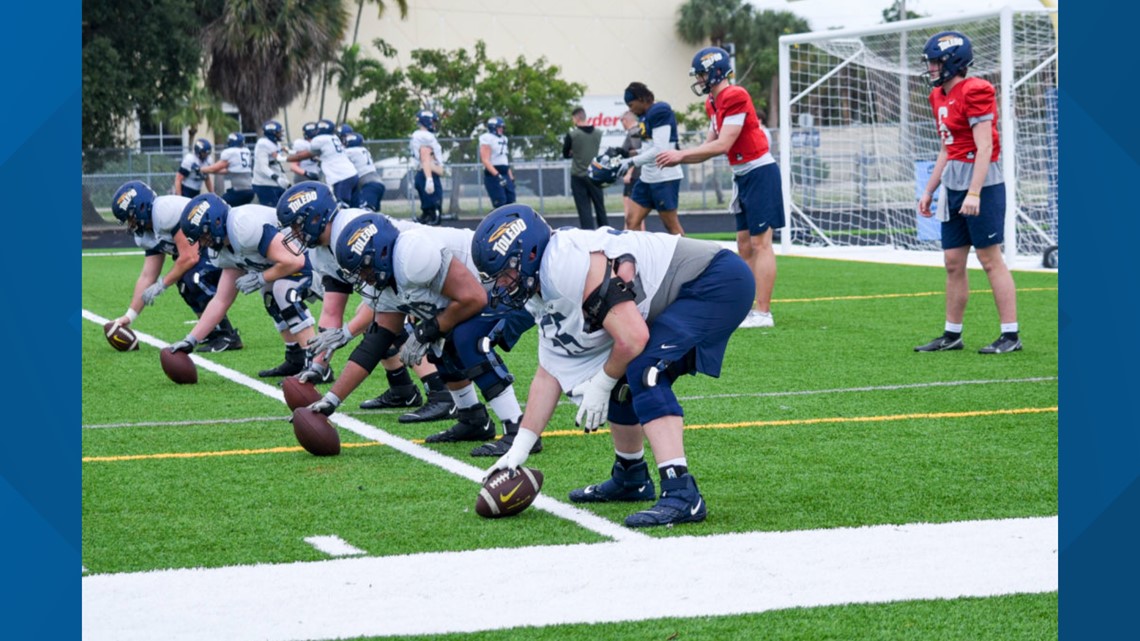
562 132 573 159
630 124 672 167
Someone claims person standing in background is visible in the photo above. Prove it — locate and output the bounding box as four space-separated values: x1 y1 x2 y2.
563 106 606 229
200 132 255 207
479 116 516 208
173 139 213 198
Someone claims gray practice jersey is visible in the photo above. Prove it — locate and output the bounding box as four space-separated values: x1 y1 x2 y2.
409 130 444 175
133 195 191 255
207 204 279 272
346 146 379 181
218 147 253 190
179 153 209 191
308 134 357 185
252 137 284 186
363 224 476 321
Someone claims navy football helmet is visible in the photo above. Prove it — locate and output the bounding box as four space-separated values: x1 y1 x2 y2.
315 119 336 137
471 204 551 309
301 122 318 140
586 150 625 188
277 181 339 255
180 193 230 251
193 138 212 161
689 46 733 96
111 181 157 235
486 116 505 135
343 132 364 148
334 213 401 294
417 110 439 133
226 132 245 148
336 123 354 140
923 31 974 88
262 120 284 142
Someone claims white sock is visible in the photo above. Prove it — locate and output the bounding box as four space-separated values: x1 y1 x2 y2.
945 322 963 334
1001 323 1019 334
616 449 645 461
449 383 479 409
657 456 688 469
487 385 522 424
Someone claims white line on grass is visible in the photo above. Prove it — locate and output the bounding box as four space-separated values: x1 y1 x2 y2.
82 515 1058 641
82 250 145 257
82 309 646 544
303 536 366 557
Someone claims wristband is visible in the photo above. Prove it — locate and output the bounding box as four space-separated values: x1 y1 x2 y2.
967 191 981 198
512 428 540 453
125 308 139 322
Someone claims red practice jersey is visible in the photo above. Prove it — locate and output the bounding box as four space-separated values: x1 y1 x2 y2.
706 85 768 165
928 77 1001 162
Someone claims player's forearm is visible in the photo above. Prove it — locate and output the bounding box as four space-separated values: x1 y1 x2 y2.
519 366 562 437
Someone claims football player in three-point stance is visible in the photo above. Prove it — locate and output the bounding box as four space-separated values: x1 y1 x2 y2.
108 180 242 353
304 211 541 458
170 194 318 377
472 205 754 527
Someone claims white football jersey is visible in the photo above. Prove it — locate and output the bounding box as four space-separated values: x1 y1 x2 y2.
535 228 681 392
345 146 378 177
179 153 208 190
208 204 279 272
364 225 477 320
308 134 357 185
309 208 370 283
252 137 282 186
478 132 510 166
409 129 443 169
219 146 253 190
292 139 321 182
132 195 190 255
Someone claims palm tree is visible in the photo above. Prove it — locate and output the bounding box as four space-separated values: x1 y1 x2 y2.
201 0 348 126
320 0 408 118
328 43 383 124
155 77 240 148
675 0 751 48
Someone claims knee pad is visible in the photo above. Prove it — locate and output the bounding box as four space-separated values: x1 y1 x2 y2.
348 324 403 374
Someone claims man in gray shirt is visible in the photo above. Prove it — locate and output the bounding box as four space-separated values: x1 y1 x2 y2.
562 107 607 229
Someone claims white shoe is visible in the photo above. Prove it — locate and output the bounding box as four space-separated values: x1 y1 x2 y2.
738 310 774 329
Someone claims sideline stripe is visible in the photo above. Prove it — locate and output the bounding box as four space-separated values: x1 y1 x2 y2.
303 536 366 557
776 286 1055 303
82 405 1058 463
82 250 145 257
82 515 1057 640
82 309 646 544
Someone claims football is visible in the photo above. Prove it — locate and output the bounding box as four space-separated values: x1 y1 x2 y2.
159 348 198 384
292 407 341 456
282 376 320 410
103 322 139 352
475 467 544 519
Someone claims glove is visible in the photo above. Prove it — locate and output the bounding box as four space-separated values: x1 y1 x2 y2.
276 174 291 189
570 369 619 433
169 334 199 354
308 391 341 416
497 174 509 188
483 429 540 482
236 272 266 294
142 281 167 306
304 170 321 181
297 361 330 385
275 151 289 164
616 158 633 178
306 326 354 360
399 333 436 366
424 178 435 195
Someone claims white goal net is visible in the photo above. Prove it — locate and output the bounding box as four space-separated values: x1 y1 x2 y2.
777 8 1058 264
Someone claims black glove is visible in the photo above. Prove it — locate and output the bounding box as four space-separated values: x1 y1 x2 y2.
304 171 320 181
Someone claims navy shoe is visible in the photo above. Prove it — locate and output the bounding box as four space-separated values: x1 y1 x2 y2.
979 335 1023 354
424 404 496 443
569 460 656 503
624 473 707 528
914 334 963 352
360 384 422 409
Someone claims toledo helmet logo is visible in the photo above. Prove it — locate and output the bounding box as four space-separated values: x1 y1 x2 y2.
116 188 138 211
188 201 210 227
699 50 723 71
347 223 378 256
286 189 318 214
489 219 526 256
937 35 964 51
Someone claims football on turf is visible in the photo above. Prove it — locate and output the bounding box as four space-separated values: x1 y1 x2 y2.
475 467 544 519
282 376 320 410
103 322 139 352
159 348 198 384
292 407 341 456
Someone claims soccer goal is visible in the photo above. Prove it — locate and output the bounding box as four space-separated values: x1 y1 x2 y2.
777 7 1058 266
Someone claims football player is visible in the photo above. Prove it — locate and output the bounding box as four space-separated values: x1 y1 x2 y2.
170 194 318 377
479 116 515 208
275 181 455 420
200 132 255 206
618 82 685 236
305 211 541 457
173 139 213 198
409 110 444 225
342 133 386 211
286 119 358 206
108 181 242 353
251 120 291 207
289 122 322 185
472 205 754 527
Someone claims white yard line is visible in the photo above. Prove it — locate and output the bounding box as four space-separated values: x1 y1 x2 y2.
82 250 145 257
303 536 366 557
82 515 1058 641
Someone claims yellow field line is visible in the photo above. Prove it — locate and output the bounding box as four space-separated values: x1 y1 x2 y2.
775 286 1057 304
82 406 1057 463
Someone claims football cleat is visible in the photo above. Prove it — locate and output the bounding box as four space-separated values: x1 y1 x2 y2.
738 310 774 329
359 384 422 410
424 404 496 443
398 390 455 423
470 421 544 457
568 460 656 503
978 335 1023 354
914 334 964 352
624 473 706 528
196 330 244 353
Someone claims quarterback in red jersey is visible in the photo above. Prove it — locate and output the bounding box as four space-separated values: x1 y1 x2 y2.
657 46 784 329
915 31 1022 355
